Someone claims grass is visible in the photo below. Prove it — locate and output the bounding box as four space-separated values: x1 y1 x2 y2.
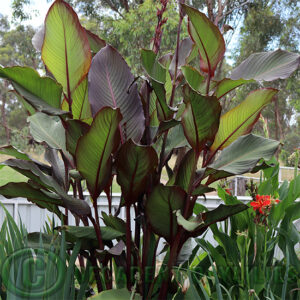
0 166 27 186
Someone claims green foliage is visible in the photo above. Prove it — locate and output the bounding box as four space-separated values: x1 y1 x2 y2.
0 0 299 298
188 161 300 299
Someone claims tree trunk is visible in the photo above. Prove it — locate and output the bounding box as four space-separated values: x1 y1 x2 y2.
1 82 10 144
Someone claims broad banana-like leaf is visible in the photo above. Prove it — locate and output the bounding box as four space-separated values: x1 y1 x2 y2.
175 149 198 194
42 0 91 101
157 119 181 136
182 4 225 76
65 119 90 156
141 49 166 83
0 66 64 114
62 225 124 242
181 65 205 92
85 28 106 54
169 37 194 79
76 107 122 200
71 77 92 122
182 86 221 153
33 24 105 54
0 146 31 161
0 182 61 205
102 212 126 234
177 204 248 237
214 78 253 99
0 182 62 216
211 88 278 151
231 49 300 81
145 184 186 241
28 112 72 161
1 159 91 215
88 45 144 142
165 124 190 155
206 134 280 184
152 80 175 121
116 140 158 204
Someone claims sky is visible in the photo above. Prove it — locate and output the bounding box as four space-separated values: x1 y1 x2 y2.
1 0 52 28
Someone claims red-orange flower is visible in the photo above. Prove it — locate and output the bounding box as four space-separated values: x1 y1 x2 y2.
225 188 232 195
250 195 271 214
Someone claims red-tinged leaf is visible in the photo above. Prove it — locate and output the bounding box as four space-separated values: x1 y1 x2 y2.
182 86 221 153
169 37 194 79
141 49 166 83
0 146 31 161
71 77 92 122
145 184 186 241
211 88 278 151
42 0 91 102
116 140 158 204
175 149 198 194
0 66 63 114
214 78 253 99
181 65 205 92
231 49 300 81
85 29 106 54
88 45 145 142
182 4 225 76
65 119 90 156
152 80 175 121
206 134 280 184
76 107 122 200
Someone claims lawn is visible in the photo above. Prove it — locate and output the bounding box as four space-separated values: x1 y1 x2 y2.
0 166 27 186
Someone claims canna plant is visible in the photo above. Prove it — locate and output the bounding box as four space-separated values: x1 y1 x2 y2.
0 0 299 298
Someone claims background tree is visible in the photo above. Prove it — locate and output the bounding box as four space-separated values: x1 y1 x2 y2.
230 0 300 163
0 15 40 146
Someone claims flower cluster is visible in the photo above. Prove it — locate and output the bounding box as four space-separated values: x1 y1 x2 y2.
250 195 280 214
250 195 280 225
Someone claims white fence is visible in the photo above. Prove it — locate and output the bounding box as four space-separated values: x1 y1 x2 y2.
0 193 253 232
1 193 299 260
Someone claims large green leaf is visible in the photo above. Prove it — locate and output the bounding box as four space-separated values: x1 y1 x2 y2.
42 0 91 101
62 225 124 241
1 159 91 216
206 134 280 184
88 45 145 142
28 112 71 161
61 225 125 249
181 65 205 92
76 107 122 200
116 140 158 204
85 28 106 54
0 66 65 115
231 49 300 81
182 86 221 153
65 119 90 156
169 37 194 79
182 4 225 76
145 184 186 241
151 80 175 121
165 124 190 155
141 49 166 83
211 88 278 151
0 146 30 161
71 77 92 122
214 78 253 99
0 182 62 215
177 204 248 237
33 24 105 55
175 149 198 194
